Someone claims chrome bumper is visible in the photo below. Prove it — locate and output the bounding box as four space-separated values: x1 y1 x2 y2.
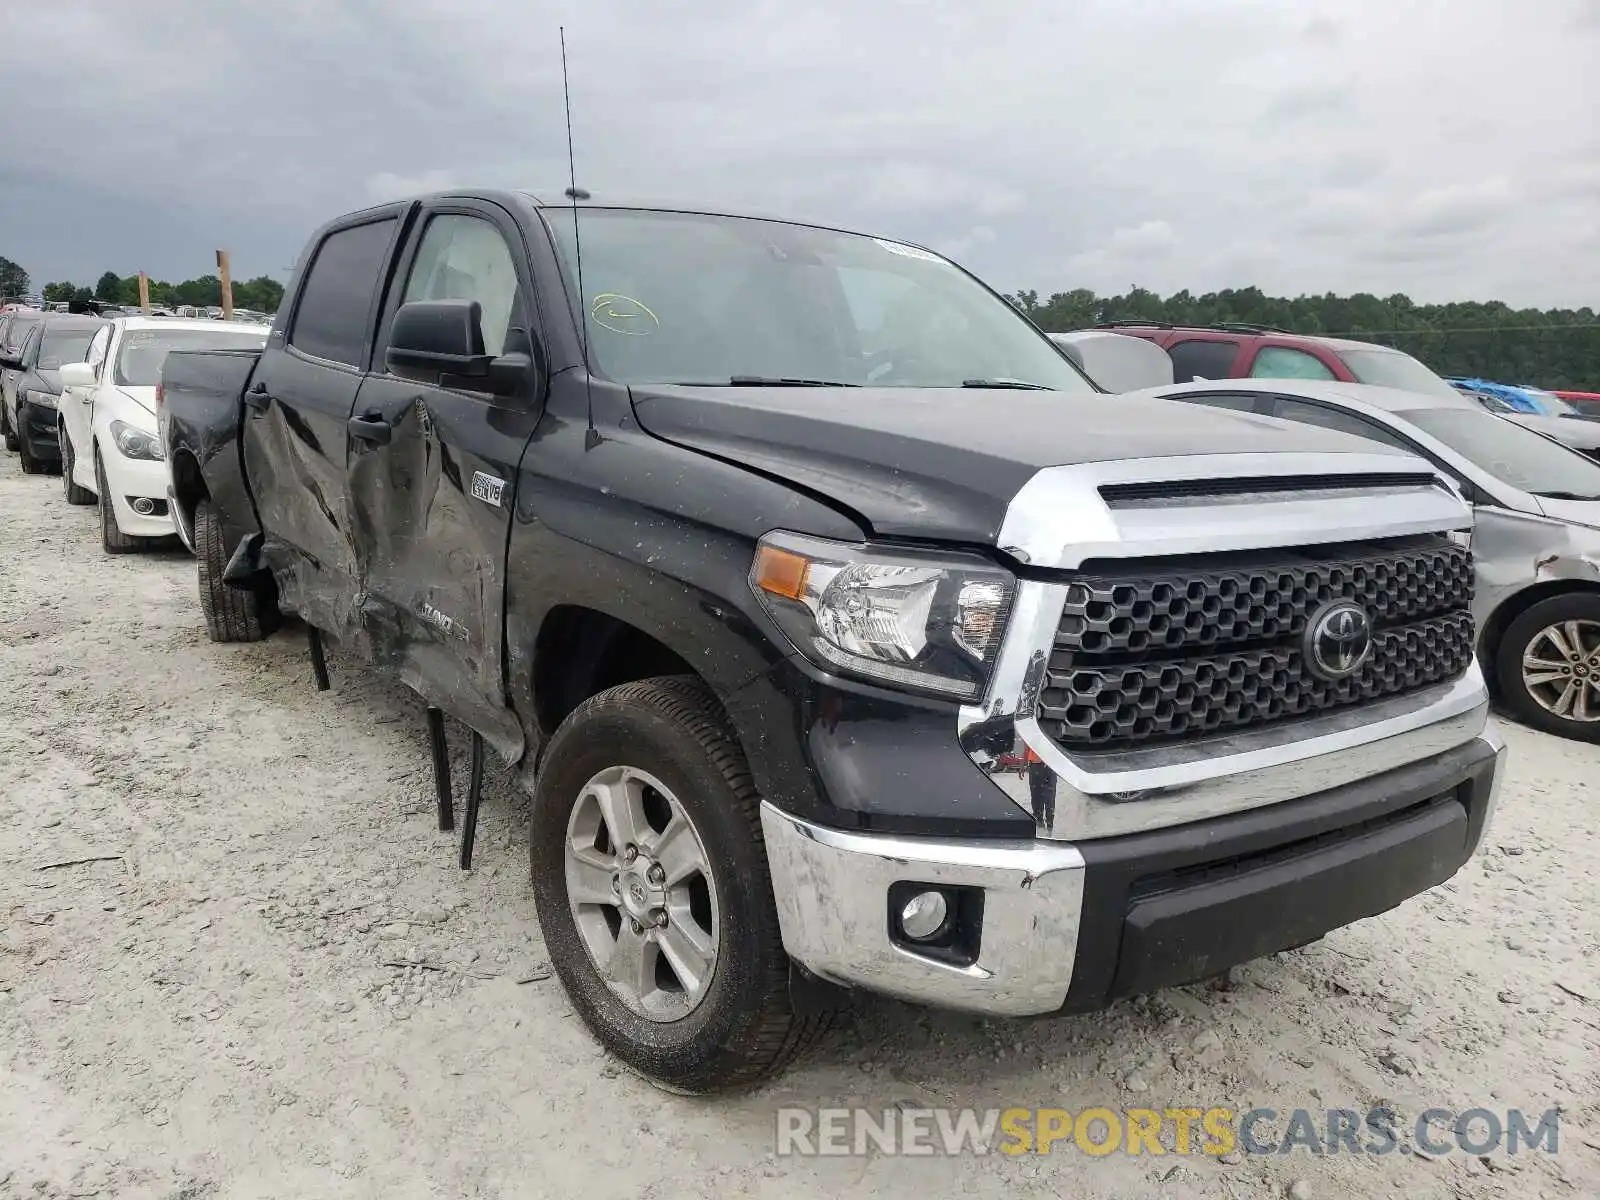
762 723 1506 1016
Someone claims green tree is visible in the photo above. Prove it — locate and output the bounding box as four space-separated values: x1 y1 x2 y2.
0 256 29 299
94 271 123 302
42 281 76 303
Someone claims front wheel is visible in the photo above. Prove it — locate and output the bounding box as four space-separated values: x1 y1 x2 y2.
529 676 835 1093
1494 593 1600 742
95 448 144 554
60 426 94 505
17 411 45 475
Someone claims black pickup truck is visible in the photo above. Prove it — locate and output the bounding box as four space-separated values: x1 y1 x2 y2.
158 190 1506 1092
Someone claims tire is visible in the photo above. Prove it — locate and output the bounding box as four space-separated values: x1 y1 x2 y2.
1493 592 1600 743
17 414 44 475
94 448 143 554
195 498 280 642
60 426 94 505
1 404 16 452
530 676 835 1093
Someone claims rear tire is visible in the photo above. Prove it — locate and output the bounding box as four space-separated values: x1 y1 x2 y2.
95 448 143 554
60 426 94 505
195 498 280 642
1494 593 1600 743
529 676 836 1093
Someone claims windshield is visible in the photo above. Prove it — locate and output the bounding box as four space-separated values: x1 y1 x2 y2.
37 327 100 370
3 316 40 354
1406 408 1600 497
1336 348 1458 398
1520 388 1581 417
113 327 268 386
544 208 1094 391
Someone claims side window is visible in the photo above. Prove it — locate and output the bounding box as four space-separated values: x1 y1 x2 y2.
398 214 524 358
85 326 111 377
288 218 397 367
1168 339 1239 382
1174 392 1263 413
1275 399 1415 451
1251 346 1337 380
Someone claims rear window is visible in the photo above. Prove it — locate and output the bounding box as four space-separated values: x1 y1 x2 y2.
1168 339 1239 382
289 218 396 366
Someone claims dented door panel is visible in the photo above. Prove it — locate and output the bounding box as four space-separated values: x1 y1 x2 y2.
346 372 535 759
243 350 365 637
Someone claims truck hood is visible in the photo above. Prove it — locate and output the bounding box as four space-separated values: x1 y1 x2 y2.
630 384 1404 543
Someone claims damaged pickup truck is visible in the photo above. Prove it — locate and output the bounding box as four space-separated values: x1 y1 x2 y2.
158 191 1506 1092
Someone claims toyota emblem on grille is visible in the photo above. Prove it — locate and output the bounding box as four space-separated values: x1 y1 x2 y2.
1305 601 1373 681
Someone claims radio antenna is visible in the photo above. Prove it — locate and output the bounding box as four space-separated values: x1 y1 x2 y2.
559 27 596 442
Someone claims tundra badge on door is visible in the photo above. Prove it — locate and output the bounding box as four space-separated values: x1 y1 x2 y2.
470 471 506 507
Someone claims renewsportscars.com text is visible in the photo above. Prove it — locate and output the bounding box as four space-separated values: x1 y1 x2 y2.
775 1105 1561 1158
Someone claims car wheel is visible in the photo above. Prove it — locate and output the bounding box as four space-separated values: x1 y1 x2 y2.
17 411 44 475
0 404 16 452
1494 593 1600 743
94 447 143 554
194 498 280 642
60 425 94 505
529 676 836 1093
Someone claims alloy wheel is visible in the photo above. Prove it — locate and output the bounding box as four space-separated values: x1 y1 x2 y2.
1521 619 1600 723
564 765 720 1021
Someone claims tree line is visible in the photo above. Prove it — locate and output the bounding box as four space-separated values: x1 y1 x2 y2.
1009 286 1600 389
40 271 285 315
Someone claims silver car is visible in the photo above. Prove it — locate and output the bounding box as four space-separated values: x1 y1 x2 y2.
1149 378 1600 743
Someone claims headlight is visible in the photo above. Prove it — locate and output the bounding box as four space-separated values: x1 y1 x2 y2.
750 531 1016 699
23 389 58 411
110 419 164 461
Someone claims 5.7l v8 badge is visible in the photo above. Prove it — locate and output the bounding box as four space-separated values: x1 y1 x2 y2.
470 471 506 507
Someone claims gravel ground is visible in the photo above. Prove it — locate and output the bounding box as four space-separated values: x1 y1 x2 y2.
1 451 1596 1200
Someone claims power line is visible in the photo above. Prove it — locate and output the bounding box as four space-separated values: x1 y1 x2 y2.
1325 324 1600 336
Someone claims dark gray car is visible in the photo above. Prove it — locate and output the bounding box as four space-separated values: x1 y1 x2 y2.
1152 378 1600 743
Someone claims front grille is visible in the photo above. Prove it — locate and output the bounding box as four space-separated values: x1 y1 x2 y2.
1038 535 1475 750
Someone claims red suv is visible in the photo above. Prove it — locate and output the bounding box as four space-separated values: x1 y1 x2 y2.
1103 322 1462 398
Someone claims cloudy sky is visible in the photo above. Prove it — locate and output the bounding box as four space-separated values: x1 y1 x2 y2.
3 0 1597 307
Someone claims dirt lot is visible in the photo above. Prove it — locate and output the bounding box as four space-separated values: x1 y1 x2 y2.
1 451 1596 1200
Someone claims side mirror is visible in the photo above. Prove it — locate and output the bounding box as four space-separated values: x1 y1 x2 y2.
0 354 19 370
386 299 536 398
387 300 492 378
59 362 97 389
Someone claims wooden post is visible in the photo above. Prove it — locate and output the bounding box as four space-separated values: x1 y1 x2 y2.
138 271 151 313
216 249 233 320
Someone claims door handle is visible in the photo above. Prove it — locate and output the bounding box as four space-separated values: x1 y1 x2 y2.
348 412 392 445
244 381 270 412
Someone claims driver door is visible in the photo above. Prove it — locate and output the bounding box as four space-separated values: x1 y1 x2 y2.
61 324 111 479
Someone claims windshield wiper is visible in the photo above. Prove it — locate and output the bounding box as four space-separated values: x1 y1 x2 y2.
961 378 1053 390
725 375 859 387
1535 491 1600 501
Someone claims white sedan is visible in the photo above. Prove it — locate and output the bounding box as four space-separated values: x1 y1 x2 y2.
57 318 266 553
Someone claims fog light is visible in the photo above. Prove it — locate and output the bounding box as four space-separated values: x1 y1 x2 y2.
130 497 155 516
899 890 950 941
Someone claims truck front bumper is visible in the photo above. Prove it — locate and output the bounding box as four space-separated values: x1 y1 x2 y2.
762 725 1505 1016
